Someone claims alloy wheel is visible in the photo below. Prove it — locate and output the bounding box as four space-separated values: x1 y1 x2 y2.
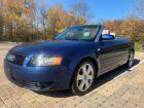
76 63 95 92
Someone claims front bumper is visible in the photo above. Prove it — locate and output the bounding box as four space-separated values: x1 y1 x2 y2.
4 60 72 91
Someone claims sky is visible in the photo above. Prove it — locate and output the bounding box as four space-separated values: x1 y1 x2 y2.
35 0 137 22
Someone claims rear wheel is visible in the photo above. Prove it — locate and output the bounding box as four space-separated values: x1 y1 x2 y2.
71 60 96 96
126 51 134 68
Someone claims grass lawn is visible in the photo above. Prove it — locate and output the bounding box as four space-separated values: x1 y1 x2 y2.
135 42 143 52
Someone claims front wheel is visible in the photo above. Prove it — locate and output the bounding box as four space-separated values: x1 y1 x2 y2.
126 51 134 68
71 61 96 96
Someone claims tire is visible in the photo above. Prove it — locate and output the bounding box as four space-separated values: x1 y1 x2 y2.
126 50 134 68
71 60 96 96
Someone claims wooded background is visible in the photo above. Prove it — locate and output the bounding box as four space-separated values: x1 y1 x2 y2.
0 0 144 45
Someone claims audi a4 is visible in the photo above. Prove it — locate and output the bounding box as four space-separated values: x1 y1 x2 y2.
4 25 135 96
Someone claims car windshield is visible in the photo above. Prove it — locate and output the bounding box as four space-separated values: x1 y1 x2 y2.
55 26 99 41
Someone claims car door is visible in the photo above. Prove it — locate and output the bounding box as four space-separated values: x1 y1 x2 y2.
97 34 118 75
112 38 129 66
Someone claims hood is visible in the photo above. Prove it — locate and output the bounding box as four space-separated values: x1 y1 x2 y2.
11 40 94 55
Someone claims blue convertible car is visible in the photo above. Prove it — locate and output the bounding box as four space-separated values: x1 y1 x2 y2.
4 25 135 96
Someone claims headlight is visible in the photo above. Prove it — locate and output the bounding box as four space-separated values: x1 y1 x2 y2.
29 54 62 67
6 53 16 62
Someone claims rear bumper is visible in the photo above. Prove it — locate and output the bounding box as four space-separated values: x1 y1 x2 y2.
4 60 72 91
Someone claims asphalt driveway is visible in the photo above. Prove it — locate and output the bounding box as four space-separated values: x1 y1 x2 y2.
0 43 144 108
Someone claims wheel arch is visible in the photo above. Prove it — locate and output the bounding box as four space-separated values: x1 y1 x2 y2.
129 47 135 57
131 48 135 54
129 42 135 54
69 56 99 88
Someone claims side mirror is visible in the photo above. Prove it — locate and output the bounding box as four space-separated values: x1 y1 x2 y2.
100 34 115 41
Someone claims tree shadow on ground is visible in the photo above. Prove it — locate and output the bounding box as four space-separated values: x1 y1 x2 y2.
36 59 140 98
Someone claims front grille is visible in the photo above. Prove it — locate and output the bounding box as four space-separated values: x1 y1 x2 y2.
6 52 26 66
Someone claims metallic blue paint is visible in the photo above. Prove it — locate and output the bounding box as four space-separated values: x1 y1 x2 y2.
4 25 134 91
4 40 100 91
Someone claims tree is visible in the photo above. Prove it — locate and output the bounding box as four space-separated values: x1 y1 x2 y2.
105 17 144 43
38 0 49 38
0 1 4 40
0 0 93 41
70 0 90 24
105 20 122 34
46 4 87 38
0 0 37 41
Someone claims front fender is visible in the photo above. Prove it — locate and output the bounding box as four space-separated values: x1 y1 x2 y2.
67 52 101 77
